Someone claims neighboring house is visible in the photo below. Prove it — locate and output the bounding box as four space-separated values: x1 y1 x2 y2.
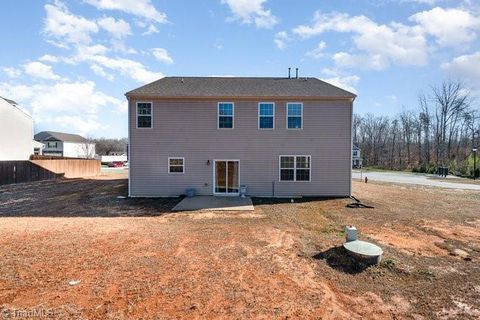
352 145 362 168
33 140 45 155
101 154 128 163
34 131 95 158
0 96 35 160
107 151 127 156
126 76 356 197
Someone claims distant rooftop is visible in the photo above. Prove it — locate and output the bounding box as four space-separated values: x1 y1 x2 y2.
0 96 18 106
0 96 32 118
34 131 87 143
126 77 356 99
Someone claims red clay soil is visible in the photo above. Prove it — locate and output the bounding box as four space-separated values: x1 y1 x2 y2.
0 175 479 319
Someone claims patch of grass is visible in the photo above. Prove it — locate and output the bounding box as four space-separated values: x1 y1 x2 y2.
321 224 345 238
360 166 412 173
416 269 436 281
381 258 396 270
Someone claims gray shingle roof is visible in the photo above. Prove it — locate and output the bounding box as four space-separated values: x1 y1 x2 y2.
126 77 356 99
34 131 87 143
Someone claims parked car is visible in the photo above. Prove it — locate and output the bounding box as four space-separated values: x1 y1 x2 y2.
108 161 124 168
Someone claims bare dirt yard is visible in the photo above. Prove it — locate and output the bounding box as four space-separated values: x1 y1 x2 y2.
0 174 479 319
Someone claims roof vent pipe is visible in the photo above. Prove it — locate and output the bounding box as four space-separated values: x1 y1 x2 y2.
288 67 291 79
295 68 299 79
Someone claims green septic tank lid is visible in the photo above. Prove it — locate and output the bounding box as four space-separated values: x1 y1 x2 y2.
343 240 383 257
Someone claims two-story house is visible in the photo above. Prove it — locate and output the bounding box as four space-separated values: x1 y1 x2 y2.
352 145 362 168
126 76 356 197
34 131 95 158
0 96 37 160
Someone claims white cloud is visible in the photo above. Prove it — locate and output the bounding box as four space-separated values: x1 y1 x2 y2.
306 41 327 59
135 20 159 35
221 0 278 28
410 7 480 46
43 2 98 45
45 39 70 49
2 67 22 78
142 24 159 35
39 54 59 63
274 31 290 50
151 48 174 64
76 44 110 59
332 52 388 71
90 64 114 81
53 115 102 134
24 61 61 80
293 8 480 70
44 43 161 83
84 54 163 83
441 51 480 82
0 80 125 135
32 81 118 114
402 0 439 4
98 16 132 39
321 68 360 93
84 0 167 23
99 57 163 83
293 11 428 70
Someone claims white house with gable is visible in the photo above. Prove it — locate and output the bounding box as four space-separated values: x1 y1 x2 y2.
34 131 95 158
0 96 38 160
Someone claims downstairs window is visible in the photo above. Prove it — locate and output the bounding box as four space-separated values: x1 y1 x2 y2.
279 155 311 181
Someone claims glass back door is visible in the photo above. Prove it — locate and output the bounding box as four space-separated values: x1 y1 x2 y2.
214 160 239 195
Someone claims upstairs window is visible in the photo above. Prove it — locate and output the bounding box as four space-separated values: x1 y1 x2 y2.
258 103 275 129
287 103 303 129
47 142 58 148
279 155 311 182
168 157 184 174
218 103 234 129
137 102 152 128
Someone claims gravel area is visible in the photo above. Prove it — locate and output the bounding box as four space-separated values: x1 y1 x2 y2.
353 170 480 190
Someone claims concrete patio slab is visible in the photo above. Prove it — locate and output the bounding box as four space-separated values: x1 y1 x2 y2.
173 196 254 211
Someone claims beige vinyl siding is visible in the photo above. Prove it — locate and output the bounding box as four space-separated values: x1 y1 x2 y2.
129 98 352 197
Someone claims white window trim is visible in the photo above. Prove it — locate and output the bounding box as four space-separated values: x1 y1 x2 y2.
258 102 275 130
168 157 185 174
217 102 234 129
278 155 311 182
136 101 153 129
286 102 303 130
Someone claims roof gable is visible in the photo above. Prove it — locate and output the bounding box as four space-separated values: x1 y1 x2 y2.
34 131 87 143
126 77 356 99
0 96 32 118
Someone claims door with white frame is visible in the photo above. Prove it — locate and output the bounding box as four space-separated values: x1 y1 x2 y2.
213 160 240 195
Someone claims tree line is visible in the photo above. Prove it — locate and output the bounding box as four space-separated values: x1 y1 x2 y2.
353 80 480 177
92 138 128 155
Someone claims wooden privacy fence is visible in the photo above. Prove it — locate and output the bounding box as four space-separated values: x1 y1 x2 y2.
0 159 100 185
31 159 100 178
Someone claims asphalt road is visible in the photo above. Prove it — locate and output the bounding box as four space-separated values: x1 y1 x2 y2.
352 170 480 191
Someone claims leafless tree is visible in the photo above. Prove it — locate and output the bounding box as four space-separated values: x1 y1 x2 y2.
353 80 475 176
80 137 96 159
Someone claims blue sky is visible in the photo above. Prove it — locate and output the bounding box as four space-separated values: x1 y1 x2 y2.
1 0 479 138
